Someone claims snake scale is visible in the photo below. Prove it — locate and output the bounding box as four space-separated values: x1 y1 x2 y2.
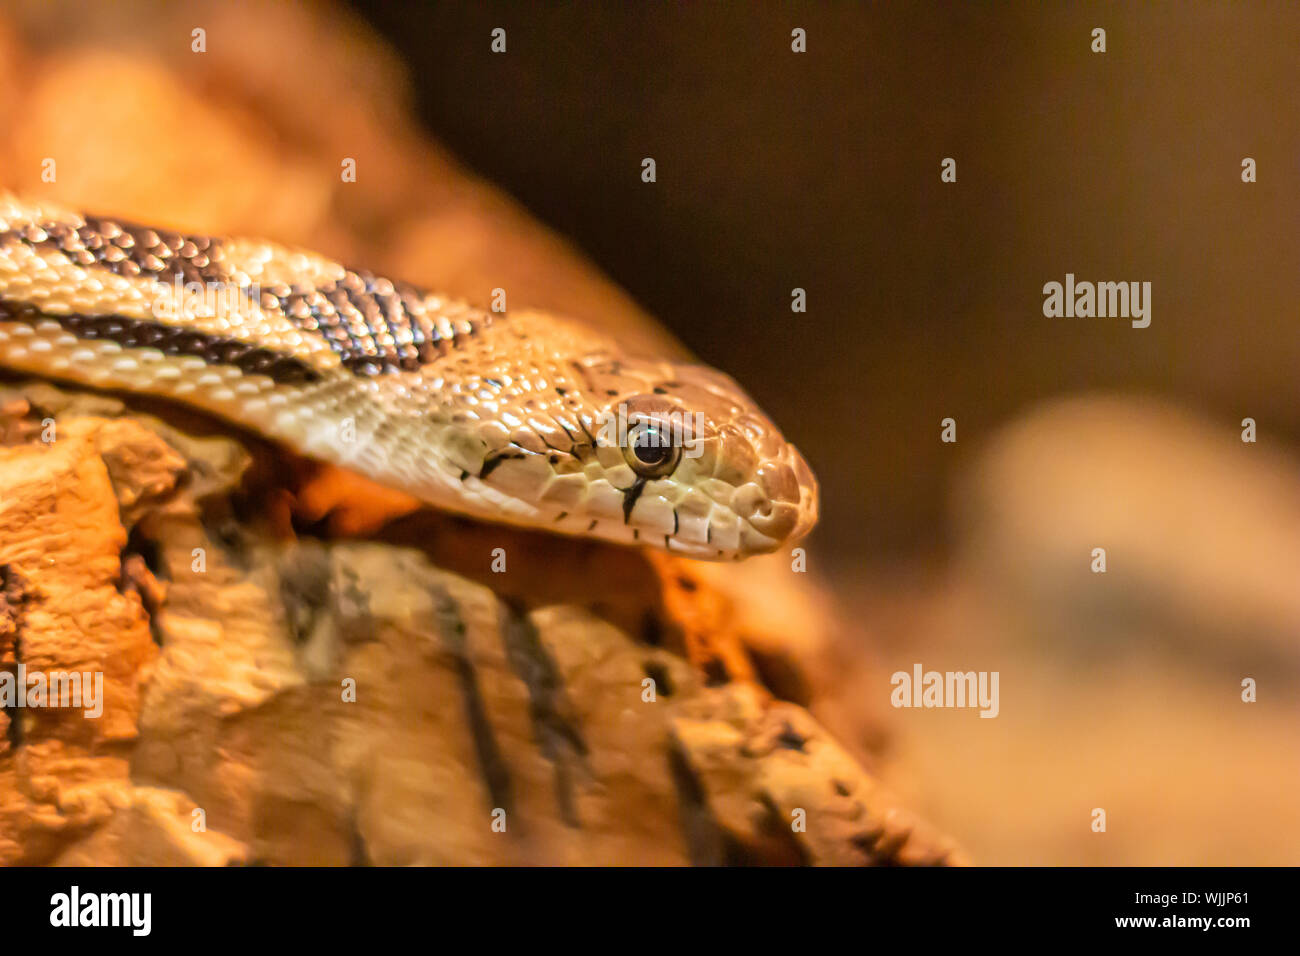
0 193 817 560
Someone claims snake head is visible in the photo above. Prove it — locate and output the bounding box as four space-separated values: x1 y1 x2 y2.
605 377 820 559
460 343 819 560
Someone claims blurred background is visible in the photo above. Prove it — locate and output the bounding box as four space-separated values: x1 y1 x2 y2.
1 0 1296 862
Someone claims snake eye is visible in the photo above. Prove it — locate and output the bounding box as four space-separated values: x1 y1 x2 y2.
624 421 681 478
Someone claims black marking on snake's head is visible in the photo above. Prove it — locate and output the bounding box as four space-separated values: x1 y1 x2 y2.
553 418 586 452
621 477 647 524
478 450 526 480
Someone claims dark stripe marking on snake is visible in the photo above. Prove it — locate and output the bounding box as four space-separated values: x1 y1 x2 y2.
0 300 321 385
0 219 494 378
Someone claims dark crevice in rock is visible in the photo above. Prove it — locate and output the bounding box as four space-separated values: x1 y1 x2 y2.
119 529 167 647
198 502 254 571
638 609 664 647
278 543 332 646
666 744 746 866
701 658 729 686
347 809 372 867
499 599 588 828
747 647 813 707
431 585 515 820
123 524 165 580
0 564 28 749
755 791 813 866
643 660 674 697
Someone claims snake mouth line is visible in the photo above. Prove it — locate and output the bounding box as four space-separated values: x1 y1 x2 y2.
480 443 819 558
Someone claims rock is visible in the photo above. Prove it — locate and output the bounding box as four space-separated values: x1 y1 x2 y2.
672 683 966 865
955 395 1300 668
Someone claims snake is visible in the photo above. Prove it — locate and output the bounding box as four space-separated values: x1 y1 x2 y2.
0 193 818 560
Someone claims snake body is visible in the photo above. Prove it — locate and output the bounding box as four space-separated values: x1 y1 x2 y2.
0 193 817 560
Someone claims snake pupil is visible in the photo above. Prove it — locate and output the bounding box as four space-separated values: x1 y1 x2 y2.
633 428 669 465
624 422 680 477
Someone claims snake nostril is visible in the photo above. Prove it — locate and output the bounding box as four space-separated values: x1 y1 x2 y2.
748 501 798 542
732 483 766 519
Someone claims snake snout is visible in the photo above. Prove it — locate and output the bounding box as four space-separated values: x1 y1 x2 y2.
769 445 819 546
790 446 820 540
735 446 819 548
